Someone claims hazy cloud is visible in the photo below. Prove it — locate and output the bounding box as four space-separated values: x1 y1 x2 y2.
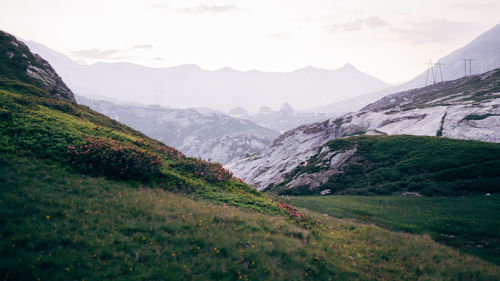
365 17 390 28
449 0 500 10
150 3 167 9
391 20 482 45
71 48 122 60
327 17 389 32
179 4 241 14
326 17 482 46
152 57 166 61
132 44 153 49
267 33 292 40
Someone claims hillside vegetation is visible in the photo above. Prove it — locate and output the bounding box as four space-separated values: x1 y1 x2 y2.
0 78 273 212
270 135 500 196
2 154 500 280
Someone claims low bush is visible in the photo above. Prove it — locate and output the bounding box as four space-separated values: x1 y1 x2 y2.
65 137 164 181
171 158 233 184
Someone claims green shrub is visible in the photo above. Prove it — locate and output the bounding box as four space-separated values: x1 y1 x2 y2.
171 158 233 184
65 137 164 181
326 138 355 151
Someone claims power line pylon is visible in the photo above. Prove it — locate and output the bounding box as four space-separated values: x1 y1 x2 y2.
461 58 473 77
425 58 435 86
433 61 445 84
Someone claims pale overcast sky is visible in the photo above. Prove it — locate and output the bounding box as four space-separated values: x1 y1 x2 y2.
1 0 499 83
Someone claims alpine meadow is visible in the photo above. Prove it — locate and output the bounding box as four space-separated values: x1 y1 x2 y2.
1 1 500 280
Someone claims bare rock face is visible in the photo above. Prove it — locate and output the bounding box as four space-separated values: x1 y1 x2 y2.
226 68 500 190
0 29 75 102
284 147 357 190
25 54 76 102
225 120 340 190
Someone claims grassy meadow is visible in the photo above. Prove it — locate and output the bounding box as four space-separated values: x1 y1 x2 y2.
286 195 500 265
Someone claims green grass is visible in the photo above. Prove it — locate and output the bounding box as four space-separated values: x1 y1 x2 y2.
272 135 500 196
285 195 500 265
0 156 338 281
2 155 499 280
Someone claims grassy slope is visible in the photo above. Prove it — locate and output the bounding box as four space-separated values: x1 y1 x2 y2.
286 195 500 265
0 81 272 212
2 156 499 281
1 80 499 280
273 135 500 196
1 156 340 281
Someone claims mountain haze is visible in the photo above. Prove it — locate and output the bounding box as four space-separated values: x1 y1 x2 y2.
25 41 391 111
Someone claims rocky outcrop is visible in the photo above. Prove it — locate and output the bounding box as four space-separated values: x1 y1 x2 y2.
0 29 75 102
283 146 357 190
25 54 76 102
225 120 340 190
226 68 500 190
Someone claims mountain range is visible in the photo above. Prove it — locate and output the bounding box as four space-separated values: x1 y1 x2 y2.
77 96 279 164
229 103 338 132
24 41 391 112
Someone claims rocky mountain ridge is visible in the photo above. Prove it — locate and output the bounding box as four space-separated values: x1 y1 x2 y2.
226 68 500 190
229 103 338 132
0 30 75 102
78 96 279 164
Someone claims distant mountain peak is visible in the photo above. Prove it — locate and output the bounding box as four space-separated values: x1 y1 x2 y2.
279 102 294 115
340 63 357 71
294 63 359 73
216 66 236 72
174 64 202 71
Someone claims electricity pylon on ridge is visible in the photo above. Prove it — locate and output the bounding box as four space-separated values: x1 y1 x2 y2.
424 59 445 86
433 60 445 84
425 58 435 86
461 58 473 77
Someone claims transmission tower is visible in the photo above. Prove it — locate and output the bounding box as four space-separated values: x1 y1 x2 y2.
433 60 445 84
425 58 435 86
461 58 473 77
424 59 445 86
154 92 160 105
